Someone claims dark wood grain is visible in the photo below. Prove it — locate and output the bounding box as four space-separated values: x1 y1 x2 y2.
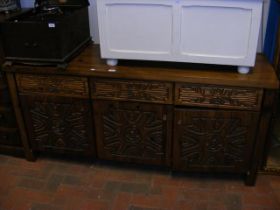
20 95 95 156
2 42 279 186
91 78 173 104
93 100 172 166
175 83 263 111
3 44 279 89
172 108 259 173
16 74 89 98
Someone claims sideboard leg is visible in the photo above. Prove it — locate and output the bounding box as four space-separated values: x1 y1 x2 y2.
245 90 277 186
6 73 36 161
245 171 256 186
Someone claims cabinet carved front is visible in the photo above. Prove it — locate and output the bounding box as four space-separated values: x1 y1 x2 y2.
20 95 95 155
173 109 259 172
94 101 171 165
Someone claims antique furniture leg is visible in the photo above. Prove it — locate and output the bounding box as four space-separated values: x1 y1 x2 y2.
6 73 35 161
245 90 277 185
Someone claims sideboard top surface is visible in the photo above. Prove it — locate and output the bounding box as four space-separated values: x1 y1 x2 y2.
3 44 279 89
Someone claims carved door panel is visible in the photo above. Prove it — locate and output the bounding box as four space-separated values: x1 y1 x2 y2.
173 108 259 172
20 95 95 156
93 100 172 166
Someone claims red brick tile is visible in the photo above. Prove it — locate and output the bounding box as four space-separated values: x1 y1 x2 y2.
86 175 107 188
160 186 183 209
173 200 193 210
31 203 64 210
56 184 88 198
2 155 280 210
17 178 46 190
270 180 280 191
0 196 14 210
131 194 162 209
62 175 85 186
112 192 132 210
8 187 52 204
239 205 258 210
79 199 109 210
53 194 84 208
44 174 64 192
194 201 209 210
207 202 227 210
242 193 279 207
152 175 182 188
183 189 217 202
11 200 32 210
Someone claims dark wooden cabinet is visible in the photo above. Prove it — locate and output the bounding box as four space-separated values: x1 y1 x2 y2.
173 108 259 172
15 74 95 156
93 100 172 166
20 95 95 155
2 45 279 185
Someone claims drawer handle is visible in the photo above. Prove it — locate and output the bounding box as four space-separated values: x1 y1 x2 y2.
177 120 182 125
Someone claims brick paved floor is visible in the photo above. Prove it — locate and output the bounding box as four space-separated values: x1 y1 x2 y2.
0 154 280 210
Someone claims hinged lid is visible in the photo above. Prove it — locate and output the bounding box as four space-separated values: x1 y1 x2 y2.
35 0 89 8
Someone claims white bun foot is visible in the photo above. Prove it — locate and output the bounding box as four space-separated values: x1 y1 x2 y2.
106 59 118 66
238 66 250 74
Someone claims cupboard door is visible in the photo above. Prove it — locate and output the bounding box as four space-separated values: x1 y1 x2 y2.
93 100 172 166
173 108 259 172
20 95 95 156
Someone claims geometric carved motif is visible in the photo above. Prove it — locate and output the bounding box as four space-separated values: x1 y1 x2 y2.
180 116 248 167
177 84 262 110
102 105 165 159
30 101 90 152
91 79 172 104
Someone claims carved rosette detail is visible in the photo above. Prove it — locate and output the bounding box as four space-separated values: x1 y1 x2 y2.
180 117 247 167
30 101 89 151
102 107 165 159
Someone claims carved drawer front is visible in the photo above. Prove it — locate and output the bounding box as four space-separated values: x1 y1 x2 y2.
20 95 95 156
173 108 259 172
175 84 263 111
0 129 21 147
93 101 172 166
16 74 89 98
91 78 173 104
0 107 16 127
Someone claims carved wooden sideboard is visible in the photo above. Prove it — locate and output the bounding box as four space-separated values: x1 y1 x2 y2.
2 44 279 186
